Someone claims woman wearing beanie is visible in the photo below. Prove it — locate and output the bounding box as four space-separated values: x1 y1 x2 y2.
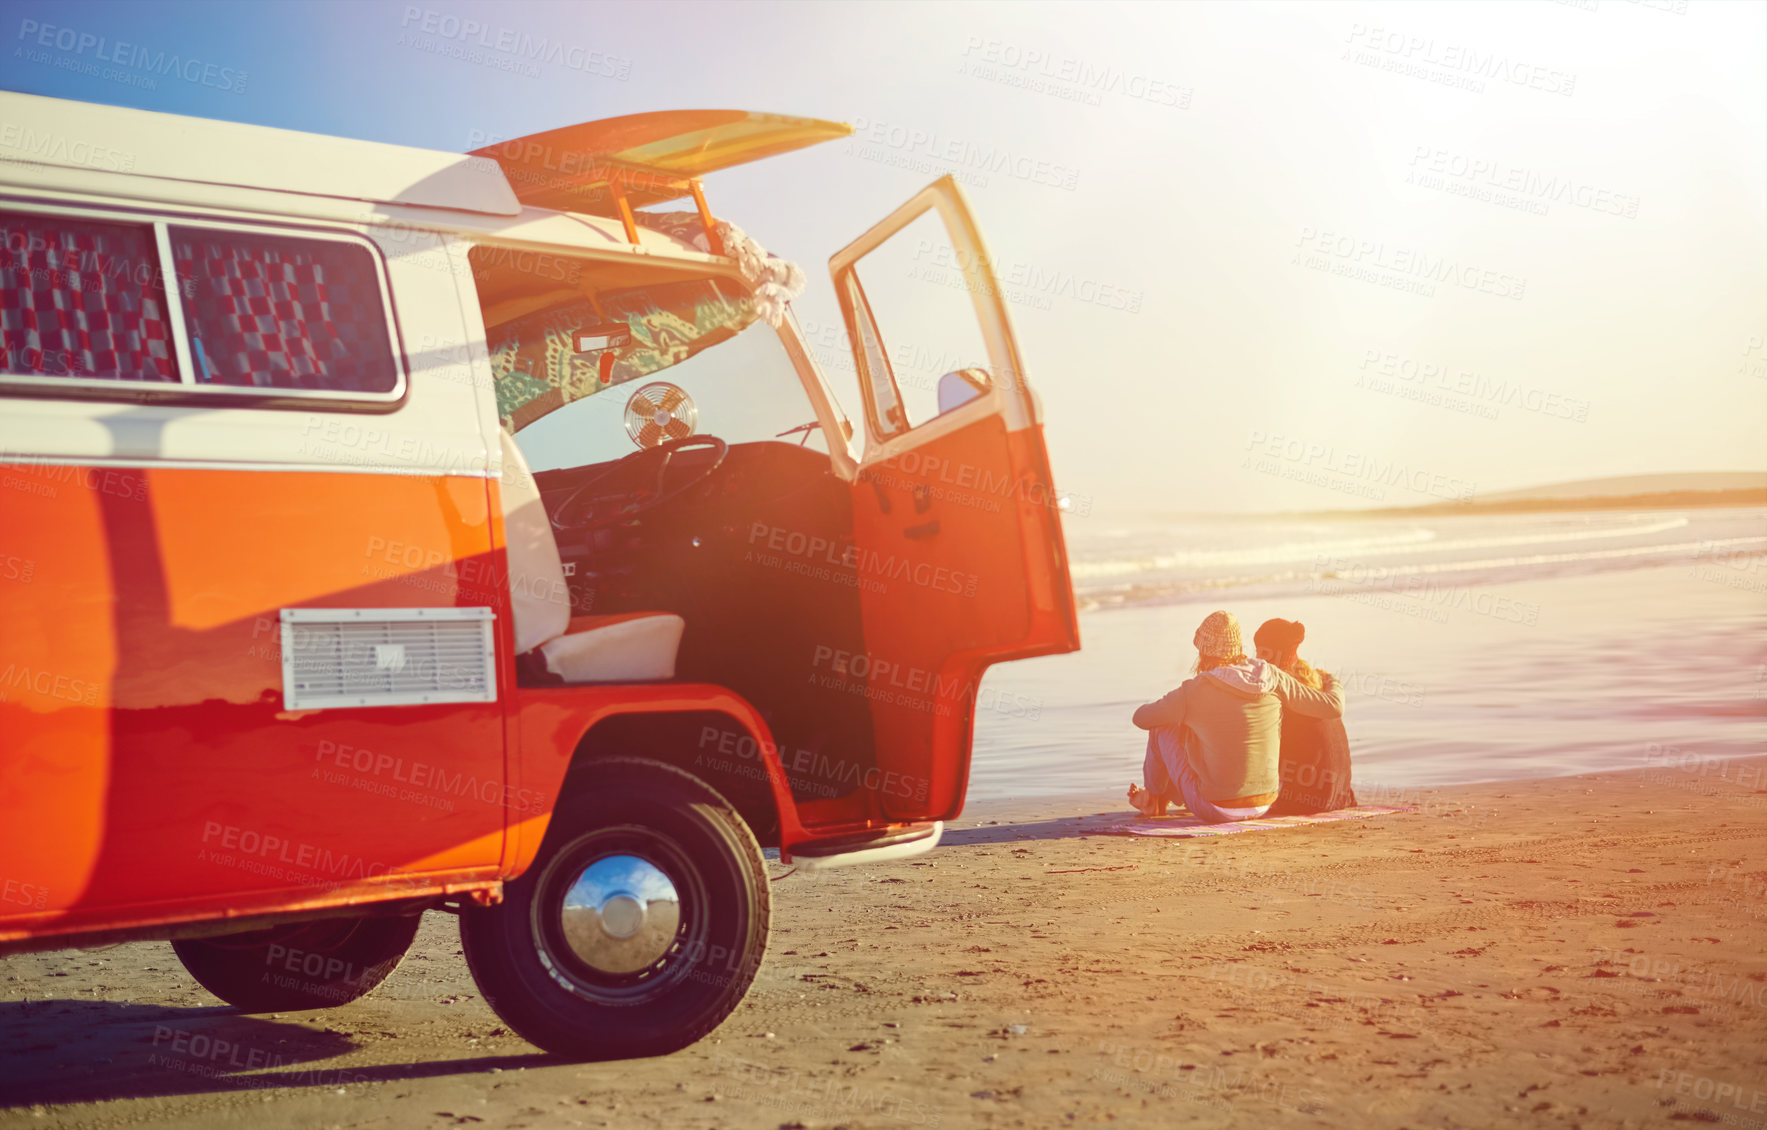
1127 610 1344 823
1254 618 1357 816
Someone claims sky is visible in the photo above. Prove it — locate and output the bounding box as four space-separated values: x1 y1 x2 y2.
2 0 1763 515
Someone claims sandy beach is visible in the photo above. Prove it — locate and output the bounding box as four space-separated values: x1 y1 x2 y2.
3 757 1764 1130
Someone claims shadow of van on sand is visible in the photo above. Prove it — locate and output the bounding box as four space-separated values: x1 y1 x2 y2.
0 998 548 1108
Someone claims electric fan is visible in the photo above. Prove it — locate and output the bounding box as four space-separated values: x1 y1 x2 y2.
624 382 697 449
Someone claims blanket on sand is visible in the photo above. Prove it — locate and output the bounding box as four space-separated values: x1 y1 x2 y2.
1107 804 1416 838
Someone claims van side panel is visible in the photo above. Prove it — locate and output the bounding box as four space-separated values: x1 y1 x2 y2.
0 465 509 938
0 213 514 942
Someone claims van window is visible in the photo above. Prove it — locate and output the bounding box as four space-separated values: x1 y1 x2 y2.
0 212 179 382
170 228 397 391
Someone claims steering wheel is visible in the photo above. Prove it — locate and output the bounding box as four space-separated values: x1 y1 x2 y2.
550 435 729 532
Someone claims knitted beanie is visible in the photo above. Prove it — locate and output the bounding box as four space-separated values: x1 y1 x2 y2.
1193 610 1244 659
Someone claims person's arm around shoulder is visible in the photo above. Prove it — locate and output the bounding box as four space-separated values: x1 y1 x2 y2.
1132 681 1190 731
1268 665 1344 719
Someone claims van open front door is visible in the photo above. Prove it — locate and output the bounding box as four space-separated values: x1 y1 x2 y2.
829 175 1079 824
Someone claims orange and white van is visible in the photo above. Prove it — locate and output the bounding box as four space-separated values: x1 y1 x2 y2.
0 93 1078 1057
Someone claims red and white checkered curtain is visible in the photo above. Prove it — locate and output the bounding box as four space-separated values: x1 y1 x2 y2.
171 229 394 391
0 214 177 381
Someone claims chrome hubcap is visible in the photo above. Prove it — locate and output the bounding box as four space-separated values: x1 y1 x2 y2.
558 854 681 975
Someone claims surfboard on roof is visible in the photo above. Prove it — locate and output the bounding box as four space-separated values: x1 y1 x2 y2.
469 110 853 213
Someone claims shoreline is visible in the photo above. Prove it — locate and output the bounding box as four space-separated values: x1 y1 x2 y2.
972 558 1767 803
5 759 1766 1128
1111 487 1767 522
1269 486 1767 520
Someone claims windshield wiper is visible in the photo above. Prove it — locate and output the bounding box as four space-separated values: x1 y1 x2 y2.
775 420 821 447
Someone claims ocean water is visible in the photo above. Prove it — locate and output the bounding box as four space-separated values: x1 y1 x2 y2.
967 506 1767 804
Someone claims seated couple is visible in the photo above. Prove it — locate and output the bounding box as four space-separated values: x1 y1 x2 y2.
1127 611 1356 823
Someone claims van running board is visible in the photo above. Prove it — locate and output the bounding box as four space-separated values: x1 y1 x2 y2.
788 822 943 872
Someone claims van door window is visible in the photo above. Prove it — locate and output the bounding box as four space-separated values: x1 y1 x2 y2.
840 209 994 435
169 227 397 391
0 212 178 382
842 272 908 439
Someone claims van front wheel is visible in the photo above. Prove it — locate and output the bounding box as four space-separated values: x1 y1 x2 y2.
460 759 769 1059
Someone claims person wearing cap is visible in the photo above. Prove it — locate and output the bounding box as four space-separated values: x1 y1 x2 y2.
1127 610 1345 823
1254 618 1357 815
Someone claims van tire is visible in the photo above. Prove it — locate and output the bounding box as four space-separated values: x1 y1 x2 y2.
171 914 422 1012
460 758 769 1059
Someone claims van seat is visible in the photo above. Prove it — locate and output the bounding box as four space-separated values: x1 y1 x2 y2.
539 612 686 683
498 429 683 683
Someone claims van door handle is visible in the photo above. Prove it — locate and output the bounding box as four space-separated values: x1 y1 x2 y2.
904 520 940 540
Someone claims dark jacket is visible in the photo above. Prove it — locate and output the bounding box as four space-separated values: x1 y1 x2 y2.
1266 709 1356 815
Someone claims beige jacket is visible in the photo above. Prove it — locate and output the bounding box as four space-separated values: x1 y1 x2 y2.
1132 660 1344 804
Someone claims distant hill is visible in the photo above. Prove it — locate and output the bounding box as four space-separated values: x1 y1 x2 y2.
1475 471 1767 503
1256 471 1767 520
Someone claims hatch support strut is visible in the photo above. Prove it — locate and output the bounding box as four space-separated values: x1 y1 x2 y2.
601 169 723 258
689 178 724 257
